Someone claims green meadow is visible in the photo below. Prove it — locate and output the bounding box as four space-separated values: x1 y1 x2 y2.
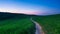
0 12 60 34
0 12 35 34
33 14 60 34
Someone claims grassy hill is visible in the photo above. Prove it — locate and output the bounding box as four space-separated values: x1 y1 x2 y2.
33 14 60 34
0 12 35 34
0 12 60 34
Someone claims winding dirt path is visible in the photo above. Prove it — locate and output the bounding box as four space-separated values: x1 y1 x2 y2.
30 18 44 34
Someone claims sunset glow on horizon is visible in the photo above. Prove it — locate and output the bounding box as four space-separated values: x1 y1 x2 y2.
0 8 41 15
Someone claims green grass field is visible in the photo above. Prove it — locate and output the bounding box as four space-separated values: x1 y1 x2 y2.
0 12 35 34
33 14 60 34
0 12 60 34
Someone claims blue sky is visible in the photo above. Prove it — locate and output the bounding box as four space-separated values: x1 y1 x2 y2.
0 0 60 15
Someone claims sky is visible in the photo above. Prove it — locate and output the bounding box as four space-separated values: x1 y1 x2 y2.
0 0 60 15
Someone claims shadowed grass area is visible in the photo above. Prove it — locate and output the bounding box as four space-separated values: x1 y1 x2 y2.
0 18 35 34
33 14 60 34
0 12 35 34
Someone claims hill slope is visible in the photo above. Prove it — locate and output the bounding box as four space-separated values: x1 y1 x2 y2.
33 14 60 34
0 12 35 34
0 12 60 34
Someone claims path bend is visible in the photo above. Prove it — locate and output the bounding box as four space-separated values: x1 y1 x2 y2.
30 18 44 34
